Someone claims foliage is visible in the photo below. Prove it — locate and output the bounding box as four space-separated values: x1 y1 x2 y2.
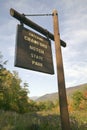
72 89 87 110
0 53 29 113
0 69 29 113
27 100 55 112
0 52 7 69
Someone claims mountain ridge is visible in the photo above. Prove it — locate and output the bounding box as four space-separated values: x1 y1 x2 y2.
31 83 87 102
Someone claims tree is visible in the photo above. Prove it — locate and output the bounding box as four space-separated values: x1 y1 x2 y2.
72 91 83 109
0 52 7 69
8 71 29 113
0 53 29 113
72 89 87 110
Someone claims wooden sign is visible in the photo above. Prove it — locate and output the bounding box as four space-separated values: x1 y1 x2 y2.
15 24 54 74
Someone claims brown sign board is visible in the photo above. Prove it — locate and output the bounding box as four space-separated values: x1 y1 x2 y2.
15 24 54 74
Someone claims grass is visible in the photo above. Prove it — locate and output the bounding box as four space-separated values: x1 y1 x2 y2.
0 110 87 130
70 110 87 130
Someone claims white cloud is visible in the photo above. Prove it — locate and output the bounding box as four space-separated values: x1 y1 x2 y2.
64 61 87 87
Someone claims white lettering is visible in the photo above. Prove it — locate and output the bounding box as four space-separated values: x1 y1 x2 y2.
29 45 44 54
40 42 47 49
32 60 43 67
31 53 43 61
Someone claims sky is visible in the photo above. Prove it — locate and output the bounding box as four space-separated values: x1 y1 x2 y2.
0 0 87 97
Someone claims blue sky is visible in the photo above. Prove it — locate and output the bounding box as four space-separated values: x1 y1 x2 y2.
0 0 87 97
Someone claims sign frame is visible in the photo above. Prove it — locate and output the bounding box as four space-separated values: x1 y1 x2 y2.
15 24 54 74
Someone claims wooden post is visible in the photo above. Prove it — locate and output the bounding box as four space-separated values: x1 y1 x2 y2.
52 9 70 130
